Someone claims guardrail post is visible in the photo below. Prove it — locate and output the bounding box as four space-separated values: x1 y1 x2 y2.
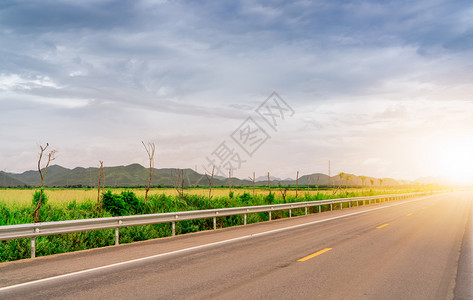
340 202 342 210
305 207 307 215
244 214 247 225
30 226 39 258
115 220 123 245
289 208 292 218
330 203 332 211
318 205 321 213
349 200 351 208
30 237 36 258
213 217 216 230
172 222 176 236
269 210 272 221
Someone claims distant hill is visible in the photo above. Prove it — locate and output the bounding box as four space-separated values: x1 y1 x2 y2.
414 176 447 185
2 164 414 188
5 164 253 188
0 171 26 187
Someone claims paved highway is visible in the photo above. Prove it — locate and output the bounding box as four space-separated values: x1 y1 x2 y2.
0 191 471 299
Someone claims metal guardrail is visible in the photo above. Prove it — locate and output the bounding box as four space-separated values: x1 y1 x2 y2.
0 192 431 258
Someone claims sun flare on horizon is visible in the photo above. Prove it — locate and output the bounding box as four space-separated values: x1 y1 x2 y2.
430 134 473 185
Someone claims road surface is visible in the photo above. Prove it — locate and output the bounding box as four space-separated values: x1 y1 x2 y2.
0 191 472 299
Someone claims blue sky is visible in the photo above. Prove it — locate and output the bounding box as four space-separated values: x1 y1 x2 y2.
1 0 473 182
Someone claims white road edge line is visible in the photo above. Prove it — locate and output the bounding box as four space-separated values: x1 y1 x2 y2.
0 195 435 292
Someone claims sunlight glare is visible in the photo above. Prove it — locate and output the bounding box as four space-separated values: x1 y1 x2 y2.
431 134 473 185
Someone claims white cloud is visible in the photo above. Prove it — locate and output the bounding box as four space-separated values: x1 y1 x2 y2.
0 74 60 90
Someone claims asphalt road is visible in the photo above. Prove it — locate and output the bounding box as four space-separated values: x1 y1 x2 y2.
0 191 471 299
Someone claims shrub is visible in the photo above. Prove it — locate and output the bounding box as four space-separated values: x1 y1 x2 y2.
32 190 48 207
102 190 126 216
239 192 252 204
264 192 275 204
121 191 140 214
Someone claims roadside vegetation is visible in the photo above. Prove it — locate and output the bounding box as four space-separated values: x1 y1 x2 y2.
0 142 438 262
0 186 431 262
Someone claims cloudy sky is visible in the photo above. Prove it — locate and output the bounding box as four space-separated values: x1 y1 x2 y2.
1 0 473 183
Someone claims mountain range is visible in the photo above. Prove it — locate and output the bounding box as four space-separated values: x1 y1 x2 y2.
0 164 421 188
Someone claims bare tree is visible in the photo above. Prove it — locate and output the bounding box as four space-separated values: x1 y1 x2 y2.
142 141 156 202
359 176 367 190
345 174 352 191
171 168 184 199
307 175 310 193
333 172 345 195
267 171 271 194
33 143 56 222
97 161 104 210
248 172 256 197
228 168 232 194
278 182 288 202
204 166 215 199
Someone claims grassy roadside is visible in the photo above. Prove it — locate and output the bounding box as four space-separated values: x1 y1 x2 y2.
0 187 430 262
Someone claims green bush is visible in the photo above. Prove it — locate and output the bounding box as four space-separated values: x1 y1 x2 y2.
264 192 275 204
239 192 252 204
32 190 48 207
102 190 126 216
121 191 140 214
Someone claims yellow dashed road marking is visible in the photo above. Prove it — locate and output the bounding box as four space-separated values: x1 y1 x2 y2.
298 248 332 262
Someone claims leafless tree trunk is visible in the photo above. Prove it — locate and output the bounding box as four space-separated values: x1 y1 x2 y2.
267 172 271 194
252 172 255 197
33 143 56 222
295 171 299 199
179 169 184 197
332 172 344 195
204 166 215 200
307 175 310 193
228 168 232 194
278 182 287 202
172 168 184 199
97 161 104 210
345 175 351 191
249 172 255 197
142 141 156 202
